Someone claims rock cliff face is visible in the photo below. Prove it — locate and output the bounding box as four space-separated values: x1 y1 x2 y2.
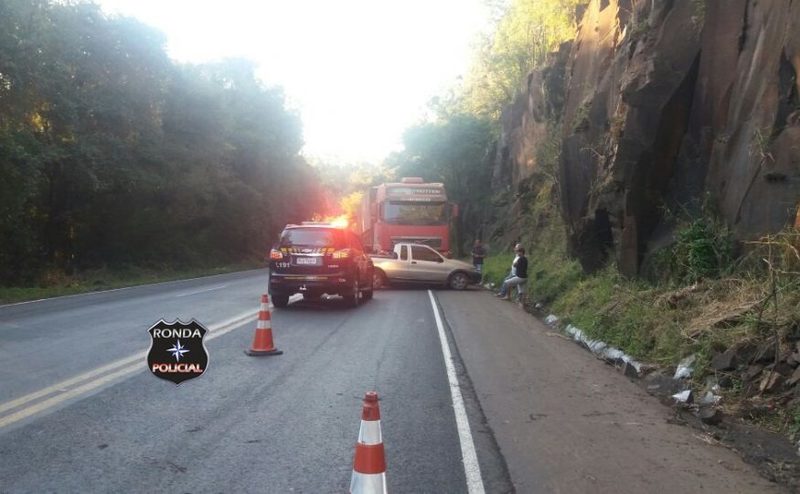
491 0 800 275
491 42 570 191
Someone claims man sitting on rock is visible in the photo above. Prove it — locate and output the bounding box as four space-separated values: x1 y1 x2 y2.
496 244 528 302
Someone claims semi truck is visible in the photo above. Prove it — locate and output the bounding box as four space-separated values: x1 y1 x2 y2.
355 177 457 257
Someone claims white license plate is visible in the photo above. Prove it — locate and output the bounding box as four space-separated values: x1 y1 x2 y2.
295 257 319 265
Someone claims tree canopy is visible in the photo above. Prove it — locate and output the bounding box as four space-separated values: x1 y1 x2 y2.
386 114 494 254
387 0 583 253
0 0 321 283
462 0 582 118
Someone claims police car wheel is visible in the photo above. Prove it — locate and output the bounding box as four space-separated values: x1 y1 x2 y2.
363 279 374 300
347 280 360 308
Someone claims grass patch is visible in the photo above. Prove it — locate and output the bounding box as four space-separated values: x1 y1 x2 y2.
482 253 515 286
0 261 263 304
485 218 799 371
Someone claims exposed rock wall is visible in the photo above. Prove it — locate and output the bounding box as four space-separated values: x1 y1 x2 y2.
699 0 800 240
490 0 800 275
491 43 571 192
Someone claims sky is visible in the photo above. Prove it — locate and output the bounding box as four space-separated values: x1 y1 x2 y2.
96 0 492 164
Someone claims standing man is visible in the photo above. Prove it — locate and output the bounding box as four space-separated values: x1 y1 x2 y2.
471 239 487 275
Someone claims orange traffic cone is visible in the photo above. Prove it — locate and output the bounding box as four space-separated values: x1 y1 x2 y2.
350 391 387 494
245 294 283 356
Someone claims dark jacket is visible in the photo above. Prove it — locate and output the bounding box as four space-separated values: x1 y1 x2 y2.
471 245 486 264
515 256 528 278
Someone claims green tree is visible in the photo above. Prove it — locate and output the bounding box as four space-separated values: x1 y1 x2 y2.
463 0 583 118
387 114 493 255
0 0 322 284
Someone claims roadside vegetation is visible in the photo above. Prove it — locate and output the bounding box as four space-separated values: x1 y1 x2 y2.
0 261 263 305
0 0 321 292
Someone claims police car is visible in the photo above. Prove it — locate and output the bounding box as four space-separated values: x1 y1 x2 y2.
268 222 374 307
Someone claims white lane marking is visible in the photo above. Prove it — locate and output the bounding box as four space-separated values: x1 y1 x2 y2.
428 290 485 494
0 286 136 308
174 284 228 298
0 310 257 429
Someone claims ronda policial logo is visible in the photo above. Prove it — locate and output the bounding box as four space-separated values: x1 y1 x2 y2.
147 319 209 385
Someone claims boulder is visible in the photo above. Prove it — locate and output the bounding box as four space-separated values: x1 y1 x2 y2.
787 367 800 387
718 375 734 389
711 350 738 371
644 372 686 397
697 407 724 426
743 364 765 383
752 340 777 364
731 342 758 366
623 361 639 379
771 362 795 378
759 372 786 394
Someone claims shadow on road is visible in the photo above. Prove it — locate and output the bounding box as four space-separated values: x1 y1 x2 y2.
281 295 361 312
279 285 480 311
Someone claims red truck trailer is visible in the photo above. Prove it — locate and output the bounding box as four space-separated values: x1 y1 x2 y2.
356 177 457 257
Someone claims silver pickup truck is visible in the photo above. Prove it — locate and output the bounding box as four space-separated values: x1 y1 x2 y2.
371 243 481 290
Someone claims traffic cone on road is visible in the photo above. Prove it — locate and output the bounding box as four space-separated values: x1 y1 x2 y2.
245 294 283 356
350 391 387 494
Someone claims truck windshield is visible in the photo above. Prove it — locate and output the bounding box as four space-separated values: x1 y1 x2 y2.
382 202 447 225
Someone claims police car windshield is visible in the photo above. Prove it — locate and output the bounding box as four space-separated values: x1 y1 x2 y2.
280 228 346 248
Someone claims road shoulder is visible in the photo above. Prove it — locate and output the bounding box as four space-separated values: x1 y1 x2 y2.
436 289 783 494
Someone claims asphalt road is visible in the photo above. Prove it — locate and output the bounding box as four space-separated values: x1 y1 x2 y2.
0 271 268 403
0 271 784 493
0 271 509 493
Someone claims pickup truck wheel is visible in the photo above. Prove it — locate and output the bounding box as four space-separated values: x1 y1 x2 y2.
272 294 290 308
448 272 470 290
373 270 387 290
347 280 360 308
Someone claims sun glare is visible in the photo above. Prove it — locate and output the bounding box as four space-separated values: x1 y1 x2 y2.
95 0 490 164
327 215 350 229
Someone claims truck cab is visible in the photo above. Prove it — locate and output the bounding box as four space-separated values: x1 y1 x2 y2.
356 178 457 257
